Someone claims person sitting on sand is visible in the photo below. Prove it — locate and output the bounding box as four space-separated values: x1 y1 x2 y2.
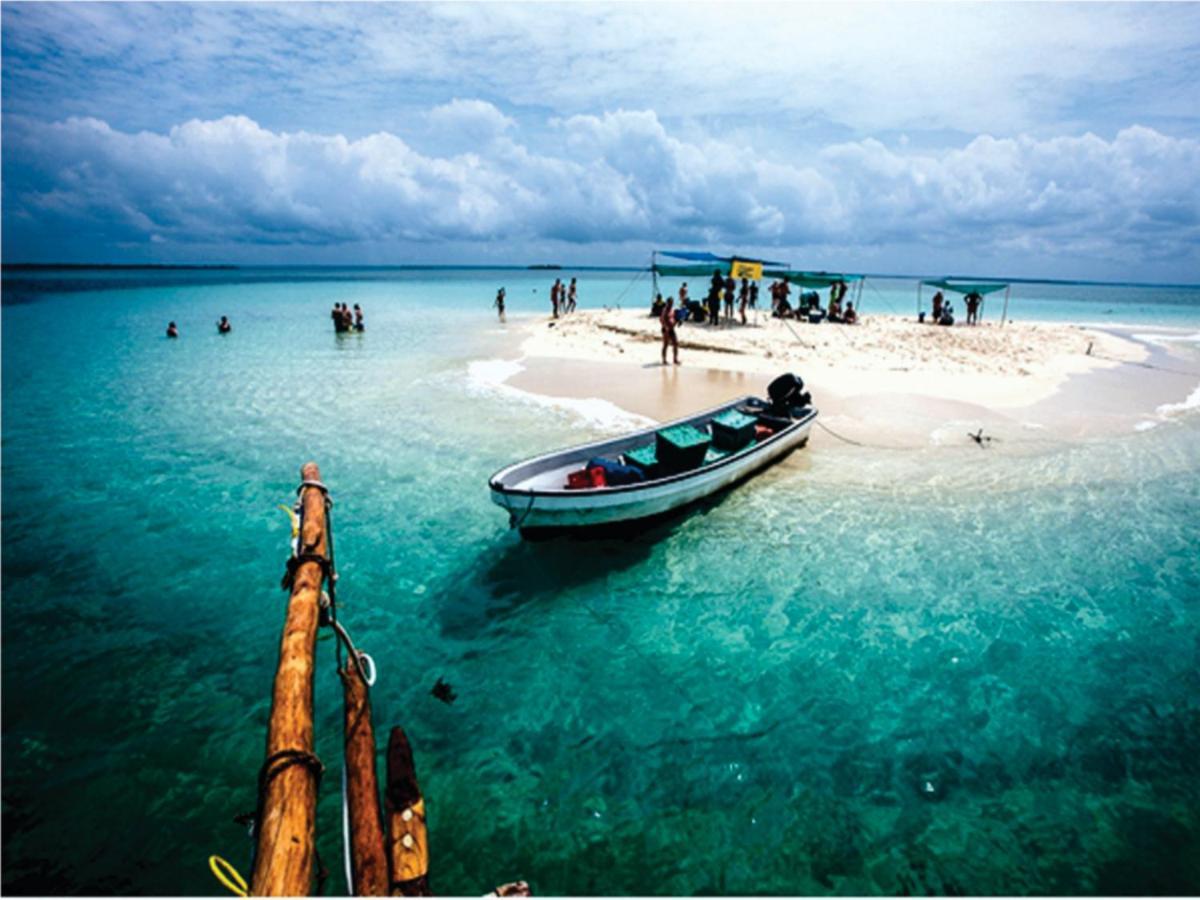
965 290 982 325
939 301 955 326
567 278 577 314
217 315 232 334
166 321 179 338
828 293 843 323
931 291 944 324
843 302 858 324
353 303 365 331
660 296 680 365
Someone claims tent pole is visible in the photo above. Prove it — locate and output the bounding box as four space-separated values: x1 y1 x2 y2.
650 251 658 307
1001 286 1011 325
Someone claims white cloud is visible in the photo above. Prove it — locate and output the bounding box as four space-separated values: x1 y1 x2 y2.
4 110 1197 276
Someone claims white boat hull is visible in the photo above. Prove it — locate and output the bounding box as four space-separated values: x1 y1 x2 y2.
490 399 815 533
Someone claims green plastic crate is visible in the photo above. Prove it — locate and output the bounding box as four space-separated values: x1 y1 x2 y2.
623 443 660 478
704 439 756 465
656 424 711 473
711 409 757 450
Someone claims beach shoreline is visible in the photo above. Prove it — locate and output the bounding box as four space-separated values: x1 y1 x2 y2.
482 309 1200 450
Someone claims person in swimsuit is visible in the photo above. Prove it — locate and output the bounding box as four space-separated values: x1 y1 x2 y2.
749 281 759 310
931 291 944 324
353 304 365 331
166 321 179 338
551 278 562 317
495 287 506 322
567 278 577 313
660 296 680 365
723 275 736 323
217 315 231 334
738 277 750 325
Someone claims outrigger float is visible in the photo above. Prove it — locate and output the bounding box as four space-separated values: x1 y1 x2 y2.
490 374 816 535
212 464 529 897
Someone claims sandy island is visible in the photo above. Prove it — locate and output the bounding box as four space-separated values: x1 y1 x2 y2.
494 308 1197 450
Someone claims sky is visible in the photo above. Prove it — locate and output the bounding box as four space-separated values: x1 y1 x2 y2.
2 2 1199 281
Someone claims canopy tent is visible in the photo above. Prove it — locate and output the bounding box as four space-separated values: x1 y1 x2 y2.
918 279 1012 324
651 250 870 317
653 263 727 278
658 250 788 266
766 270 864 289
921 279 1009 296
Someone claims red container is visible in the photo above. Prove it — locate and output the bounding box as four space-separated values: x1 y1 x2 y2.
755 424 775 441
588 466 608 488
566 469 593 490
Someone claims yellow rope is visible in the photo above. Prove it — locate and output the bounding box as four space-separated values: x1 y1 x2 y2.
277 503 299 539
208 855 248 897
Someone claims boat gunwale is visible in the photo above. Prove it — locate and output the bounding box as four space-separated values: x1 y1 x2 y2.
489 399 817 499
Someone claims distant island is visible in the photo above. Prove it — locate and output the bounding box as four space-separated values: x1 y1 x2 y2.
527 264 563 270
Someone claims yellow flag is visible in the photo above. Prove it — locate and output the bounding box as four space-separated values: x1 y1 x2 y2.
730 259 763 281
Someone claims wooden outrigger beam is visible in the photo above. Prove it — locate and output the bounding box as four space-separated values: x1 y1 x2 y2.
251 462 328 896
385 727 432 896
341 659 389 895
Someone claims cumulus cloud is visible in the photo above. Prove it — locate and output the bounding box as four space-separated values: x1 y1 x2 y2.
3 109 1197 274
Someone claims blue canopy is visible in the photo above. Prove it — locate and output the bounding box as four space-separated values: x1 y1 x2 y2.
658 250 788 266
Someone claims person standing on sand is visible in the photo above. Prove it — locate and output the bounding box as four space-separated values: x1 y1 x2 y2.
551 279 562 317
965 291 982 325
166 321 179 338
738 277 750 325
723 275 736 324
661 296 680 365
749 281 759 310
931 291 944 324
495 287 506 322
567 278 577 313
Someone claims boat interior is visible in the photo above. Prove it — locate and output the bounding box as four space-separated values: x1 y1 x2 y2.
495 387 814 494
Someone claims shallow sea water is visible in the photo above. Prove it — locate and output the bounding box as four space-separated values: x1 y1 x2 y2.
3 269 1199 895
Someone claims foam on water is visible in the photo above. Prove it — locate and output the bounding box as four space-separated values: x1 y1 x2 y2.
467 356 655 433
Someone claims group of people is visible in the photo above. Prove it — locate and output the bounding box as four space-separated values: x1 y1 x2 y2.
165 316 232 337
331 302 365 333
770 279 857 324
928 290 983 326
550 277 578 317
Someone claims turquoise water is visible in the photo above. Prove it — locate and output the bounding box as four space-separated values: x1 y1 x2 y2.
3 268 1200 895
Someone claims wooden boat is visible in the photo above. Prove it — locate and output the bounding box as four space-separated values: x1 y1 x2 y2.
489 375 816 535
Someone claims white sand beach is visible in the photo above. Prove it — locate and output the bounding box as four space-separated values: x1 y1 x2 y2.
494 309 1198 449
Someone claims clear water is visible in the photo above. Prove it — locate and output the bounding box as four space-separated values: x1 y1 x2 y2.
3 268 1199 895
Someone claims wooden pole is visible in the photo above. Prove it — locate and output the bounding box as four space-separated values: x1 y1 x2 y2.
252 462 327 896
341 660 389 896
385 727 431 896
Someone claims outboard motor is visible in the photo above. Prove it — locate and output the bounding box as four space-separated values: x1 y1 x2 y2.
767 373 813 417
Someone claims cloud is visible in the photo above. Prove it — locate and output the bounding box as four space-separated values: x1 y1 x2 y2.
4 109 1197 275
3 3 1199 143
